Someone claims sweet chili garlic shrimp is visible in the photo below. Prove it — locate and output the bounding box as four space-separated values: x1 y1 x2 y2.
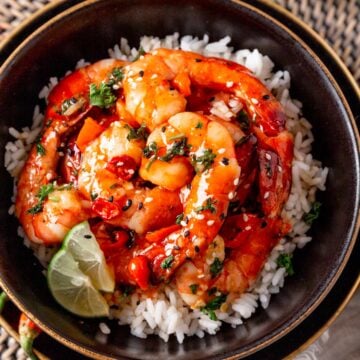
15 59 128 244
124 48 293 218
123 54 186 130
15 120 90 244
130 112 241 285
78 119 182 234
174 214 290 309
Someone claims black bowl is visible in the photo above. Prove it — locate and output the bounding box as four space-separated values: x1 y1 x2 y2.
0 0 359 359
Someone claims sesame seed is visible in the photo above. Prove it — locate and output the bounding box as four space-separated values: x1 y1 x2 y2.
259 124 264 132
144 197 153 203
226 81 234 88
207 220 215 226
180 220 187 227
99 322 111 335
278 165 282 172
243 214 248 222
196 214 205 220
151 74 158 79
127 169 135 175
251 98 259 105
233 178 239 186
198 274 205 279
218 148 226 154
228 191 235 200
265 153 271 160
245 226 252 231
264 191 270 199
66 161 73 168
117 161 124 166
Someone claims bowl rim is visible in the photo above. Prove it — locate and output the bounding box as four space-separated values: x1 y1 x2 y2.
0 0 359 359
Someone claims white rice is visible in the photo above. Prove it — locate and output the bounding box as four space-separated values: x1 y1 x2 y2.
4 33 328 343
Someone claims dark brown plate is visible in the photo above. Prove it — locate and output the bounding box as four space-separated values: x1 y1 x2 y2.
0 1 359 359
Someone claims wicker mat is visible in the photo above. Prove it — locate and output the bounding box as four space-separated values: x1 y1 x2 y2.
0 0 359 359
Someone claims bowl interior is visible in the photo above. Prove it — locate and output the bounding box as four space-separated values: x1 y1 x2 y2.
0 0 358 359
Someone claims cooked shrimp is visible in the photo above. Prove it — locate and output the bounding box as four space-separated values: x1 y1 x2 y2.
123 54 186 130
125 48 293 217
175 214 289 309
131 112 241 284
15 121 90 244
16 59 127 244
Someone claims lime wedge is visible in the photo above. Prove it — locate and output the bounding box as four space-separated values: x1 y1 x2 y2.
63 221 114 292
47 221 115 317
48 249 110 317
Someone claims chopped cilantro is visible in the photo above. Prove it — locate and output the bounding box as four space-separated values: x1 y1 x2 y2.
210 257 223 278
133 46 146 62
195 122 203 129
27 183 55 214
27 203 44 215
303 201 322 225
159 137 190 162
126 123 149 142
160 255 174 269
176 213 184 225
189 284 199 294
89 83 117 109
108 67 124 85
143 142 158 170
192 148 216 172
195 197 217 214
36 142 46 156
143 142 158 159
200 294 227 321
277 253 294 276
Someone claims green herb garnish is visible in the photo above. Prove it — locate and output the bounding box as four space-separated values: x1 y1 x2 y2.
210 257 223 278
303 201 322 225
126 123 149 142
195 197 217 214
200 294 227 321
27 183 55 214
133 46 146 62
176 213 184 225
160 255 174 269
143 141 158 170
189 284 199 294
159 137 190 162
36 142 45 156
89 83 117 109
277 253 294 276
192 148 216 172
195 122 203 129
108 67 124 85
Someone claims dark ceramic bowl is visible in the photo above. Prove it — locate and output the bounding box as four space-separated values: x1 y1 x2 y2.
0 0 359 359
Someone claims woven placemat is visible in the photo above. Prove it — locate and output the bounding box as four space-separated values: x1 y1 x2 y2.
0 0 359 81
0 0 359 359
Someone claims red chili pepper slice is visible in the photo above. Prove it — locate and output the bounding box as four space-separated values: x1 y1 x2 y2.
106 155 137 181
128 255 150 290
92 198 120 220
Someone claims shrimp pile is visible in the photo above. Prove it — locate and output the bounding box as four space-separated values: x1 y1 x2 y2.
15 49 293 311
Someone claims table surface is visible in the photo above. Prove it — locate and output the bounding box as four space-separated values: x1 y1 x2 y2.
0 0 359 359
